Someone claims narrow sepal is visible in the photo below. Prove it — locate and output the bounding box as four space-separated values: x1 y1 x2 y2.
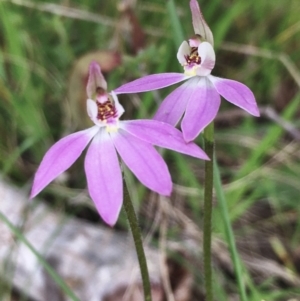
121 120 209 160
30 127 98 198
84 129 123 226
112 129 172 196
209 76 260 117
182 77 221 142
153 77 200 126
114 73 189 94
190 0 214 46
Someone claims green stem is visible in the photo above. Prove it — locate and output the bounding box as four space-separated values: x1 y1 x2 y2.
213 161 248 301
203 122 214 301
123 177 152 301
0 211 80 301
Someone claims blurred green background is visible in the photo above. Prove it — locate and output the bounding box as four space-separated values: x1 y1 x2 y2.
1 0 300 300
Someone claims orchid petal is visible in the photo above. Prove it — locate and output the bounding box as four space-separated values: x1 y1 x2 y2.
177 41 191 65
120 120 209 160
196 42 215 76
114 73 190 94
153 77 200 126
182 77 221 142
30 126 99 198
86 61 107 98
209 76 260 117
112 129 172 196
190 0 214 46
110 90 125 118
85 129 122 226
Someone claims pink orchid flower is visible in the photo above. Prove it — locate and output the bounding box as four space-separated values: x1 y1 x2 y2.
114 0 259 142
30 62 209 226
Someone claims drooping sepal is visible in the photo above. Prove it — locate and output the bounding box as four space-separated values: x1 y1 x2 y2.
208 76 260 117
85 129 123 226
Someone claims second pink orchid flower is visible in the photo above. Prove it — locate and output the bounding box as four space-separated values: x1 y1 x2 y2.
115 0 260 142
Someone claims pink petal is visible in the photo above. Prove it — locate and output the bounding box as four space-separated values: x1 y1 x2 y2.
196 42 215 76
153 83 188 126
84 129 122 226
190 0 214 46
209 76 260 117
182 77 221 142
86 61 107 98
30 127 99 198
153 77 201 126
120 120 209 160
112 129 172 196
114 73 190 94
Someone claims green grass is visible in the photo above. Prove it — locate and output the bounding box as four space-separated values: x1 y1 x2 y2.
0 0 300 300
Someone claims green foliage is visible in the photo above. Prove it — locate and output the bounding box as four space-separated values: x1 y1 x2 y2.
0 0 300 300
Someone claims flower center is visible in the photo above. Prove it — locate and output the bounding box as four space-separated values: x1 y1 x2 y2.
185 47 201 66
96 100 118 122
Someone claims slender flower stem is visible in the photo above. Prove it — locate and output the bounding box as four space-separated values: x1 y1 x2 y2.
123 176 152 301
213 161 248 301
203 122 214 301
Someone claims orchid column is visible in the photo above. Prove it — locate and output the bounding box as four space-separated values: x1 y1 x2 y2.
115 0 259 300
